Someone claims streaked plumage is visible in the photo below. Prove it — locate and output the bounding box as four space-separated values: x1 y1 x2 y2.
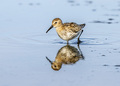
46 44 84 71
46 18 86 44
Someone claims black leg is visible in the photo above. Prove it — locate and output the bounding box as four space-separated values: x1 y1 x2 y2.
67 41 69 44
77 30 83 44
77 38 81 45
78 30 83 40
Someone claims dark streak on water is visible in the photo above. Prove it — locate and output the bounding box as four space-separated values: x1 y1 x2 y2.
92 21 112 24
108 18 114 21
103 65 120 68
91 21 118 24
115 65 120 67
103 64 109 66
101 55 106 56
86 1 93 4
68 0 74 3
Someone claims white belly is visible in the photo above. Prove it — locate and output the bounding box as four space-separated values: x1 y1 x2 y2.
57 31 79 41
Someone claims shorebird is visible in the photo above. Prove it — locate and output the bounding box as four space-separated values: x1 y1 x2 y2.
46 18 85 44
46 44 84 71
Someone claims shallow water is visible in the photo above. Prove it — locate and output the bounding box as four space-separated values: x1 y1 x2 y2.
0 0 120 86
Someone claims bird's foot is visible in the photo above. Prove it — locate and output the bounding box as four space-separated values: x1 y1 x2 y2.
77 38 82 45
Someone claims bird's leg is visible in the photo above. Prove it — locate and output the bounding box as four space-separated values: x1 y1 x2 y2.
77 30 83 44
67 41 69 45
78 30 83 40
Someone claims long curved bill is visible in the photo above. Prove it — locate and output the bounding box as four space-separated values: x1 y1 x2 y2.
46 56 53 64
46 25 53 33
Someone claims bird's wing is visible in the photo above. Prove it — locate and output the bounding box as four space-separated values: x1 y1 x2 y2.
63 22 81 33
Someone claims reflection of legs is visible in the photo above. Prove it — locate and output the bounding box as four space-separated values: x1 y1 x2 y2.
77 30 83 44
77 44 85 59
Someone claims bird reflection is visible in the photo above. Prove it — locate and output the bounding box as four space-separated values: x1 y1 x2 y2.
46 44 84 71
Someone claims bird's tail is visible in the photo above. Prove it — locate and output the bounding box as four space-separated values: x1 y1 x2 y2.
80 24 86 28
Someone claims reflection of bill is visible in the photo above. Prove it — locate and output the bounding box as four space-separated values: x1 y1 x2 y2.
46 44 84 71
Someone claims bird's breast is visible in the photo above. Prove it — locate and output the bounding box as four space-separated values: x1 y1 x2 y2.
56 27 79 41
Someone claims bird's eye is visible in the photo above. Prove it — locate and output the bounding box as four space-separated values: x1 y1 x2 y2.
54 65 56 67
54 22 57 24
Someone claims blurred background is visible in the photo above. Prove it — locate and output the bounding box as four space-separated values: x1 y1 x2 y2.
0 0 120 86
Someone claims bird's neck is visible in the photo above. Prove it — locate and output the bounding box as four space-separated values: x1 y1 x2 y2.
56 26 63 36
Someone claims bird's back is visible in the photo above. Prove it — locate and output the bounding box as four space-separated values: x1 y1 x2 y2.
56 22 85 41
63 22 82 33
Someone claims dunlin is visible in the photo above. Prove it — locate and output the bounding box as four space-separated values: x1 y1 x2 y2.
46 18 85 44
